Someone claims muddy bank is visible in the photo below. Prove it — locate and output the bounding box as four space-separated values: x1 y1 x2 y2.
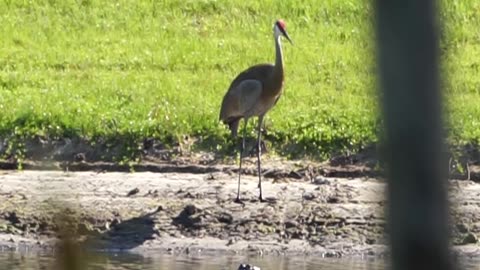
0 170 479 258
2 136 480 181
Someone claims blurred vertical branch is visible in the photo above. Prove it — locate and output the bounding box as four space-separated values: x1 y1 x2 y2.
375 1 455 270
53 209 87 270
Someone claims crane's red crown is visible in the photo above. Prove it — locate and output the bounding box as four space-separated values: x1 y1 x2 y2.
276 19 286 30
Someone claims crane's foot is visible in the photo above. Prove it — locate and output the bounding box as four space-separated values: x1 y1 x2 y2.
234 196 245 205
258 195 266 203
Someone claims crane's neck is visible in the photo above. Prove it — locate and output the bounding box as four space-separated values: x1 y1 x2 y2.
274 35 284 73
271 33 284 91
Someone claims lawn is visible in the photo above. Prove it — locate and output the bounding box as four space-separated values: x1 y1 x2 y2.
0 0 479 161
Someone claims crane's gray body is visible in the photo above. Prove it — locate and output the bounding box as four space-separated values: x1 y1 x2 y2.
219 63 283 137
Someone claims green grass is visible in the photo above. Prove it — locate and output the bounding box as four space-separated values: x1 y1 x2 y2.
0 0 479 161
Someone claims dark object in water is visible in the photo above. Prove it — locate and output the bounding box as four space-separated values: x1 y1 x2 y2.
237 264 261 270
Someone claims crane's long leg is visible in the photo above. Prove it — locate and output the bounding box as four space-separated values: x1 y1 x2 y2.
250 130 268 155
235 118 248 203
259 121 268 153
256 115 265 202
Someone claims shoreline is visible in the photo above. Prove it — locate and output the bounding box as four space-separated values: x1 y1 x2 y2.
0 167 479 258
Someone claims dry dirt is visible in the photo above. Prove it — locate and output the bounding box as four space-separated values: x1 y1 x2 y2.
0 158 480 259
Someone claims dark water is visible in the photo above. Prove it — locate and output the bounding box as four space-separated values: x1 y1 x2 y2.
0 251 478 270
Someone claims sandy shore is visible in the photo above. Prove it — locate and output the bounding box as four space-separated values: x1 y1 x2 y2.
0 167 479 258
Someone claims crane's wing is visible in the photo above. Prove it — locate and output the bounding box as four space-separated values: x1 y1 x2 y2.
219 79 263 123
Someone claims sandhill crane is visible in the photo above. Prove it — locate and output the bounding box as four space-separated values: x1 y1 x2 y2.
219 19 293 202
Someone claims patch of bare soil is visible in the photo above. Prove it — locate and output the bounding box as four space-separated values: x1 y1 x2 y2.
0 170 479 259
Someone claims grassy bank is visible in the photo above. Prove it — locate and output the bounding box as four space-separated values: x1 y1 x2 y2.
0 0 479 162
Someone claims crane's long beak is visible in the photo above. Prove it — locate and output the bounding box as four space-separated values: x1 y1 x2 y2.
282 30 293 45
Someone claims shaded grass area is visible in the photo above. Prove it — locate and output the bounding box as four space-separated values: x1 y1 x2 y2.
0 0 479 162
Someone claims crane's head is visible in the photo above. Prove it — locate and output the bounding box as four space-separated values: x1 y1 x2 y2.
274 19 293 44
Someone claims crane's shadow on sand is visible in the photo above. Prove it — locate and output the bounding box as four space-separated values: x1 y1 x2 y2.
83 204 208 251
84 208 161 251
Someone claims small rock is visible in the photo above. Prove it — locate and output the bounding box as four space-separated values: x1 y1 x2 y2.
146 190 159 197
227 238 236 246
127 187 140 197
264 197 278 204
217 212 233 224
302 192 316 201
288 170 303 179
323 251 340 258
284 220 298 229
366 238 376 245
183 192 195 199
456 223 469 234
184 204 199 216
327 197 340 203
205 173 216 180
463 233 478 244
291 229 307 240
313 177 330 185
